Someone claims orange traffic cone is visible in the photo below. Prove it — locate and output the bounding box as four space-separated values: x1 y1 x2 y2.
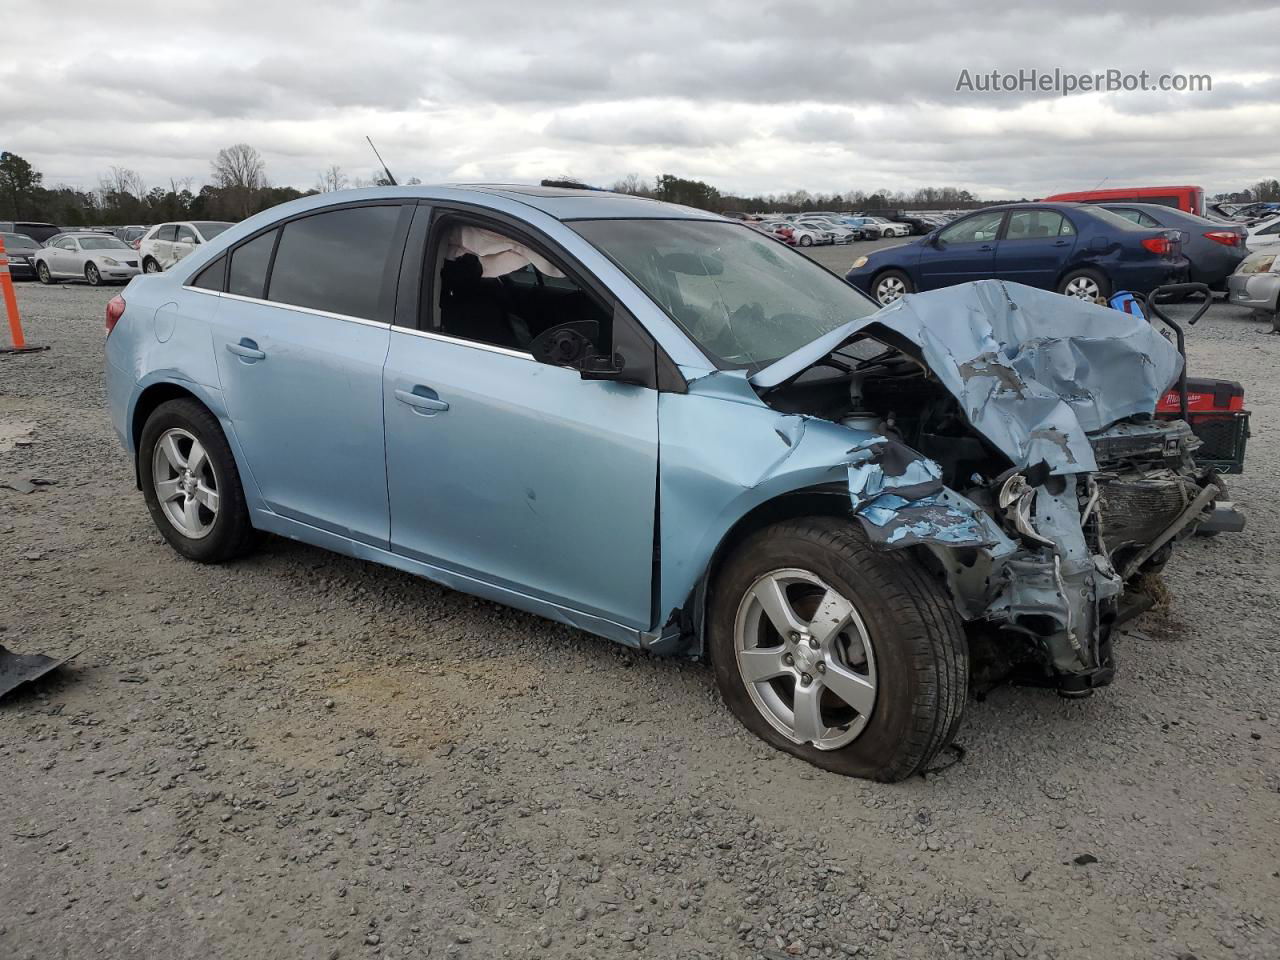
0 235 48 354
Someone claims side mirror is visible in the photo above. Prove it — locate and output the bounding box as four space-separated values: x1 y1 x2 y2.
529 320 624 379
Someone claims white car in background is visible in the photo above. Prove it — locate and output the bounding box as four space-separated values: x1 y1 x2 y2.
138 221 234 273
33 232 141 285
845 216 912 239
795 218 860 243
1245 214 1280 250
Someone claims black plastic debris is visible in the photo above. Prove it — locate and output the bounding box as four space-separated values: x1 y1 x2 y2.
1073 853 1099 866
0 645 78 701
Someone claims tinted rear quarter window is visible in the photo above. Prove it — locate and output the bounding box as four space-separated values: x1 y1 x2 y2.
228 229 278 299
191 255 227 291
267 205 403 320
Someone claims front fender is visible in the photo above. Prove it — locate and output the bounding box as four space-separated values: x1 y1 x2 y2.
654 372 1010 633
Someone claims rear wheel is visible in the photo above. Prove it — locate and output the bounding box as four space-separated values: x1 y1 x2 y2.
873 269 913 305
1058 268 1110 302
709 517 968 782
139 399 256 563
143 257 162 274
799 235 813 247
85 263 101 286
36 261 54 284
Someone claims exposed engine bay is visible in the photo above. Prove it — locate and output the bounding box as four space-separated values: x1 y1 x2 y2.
749 280 1230 695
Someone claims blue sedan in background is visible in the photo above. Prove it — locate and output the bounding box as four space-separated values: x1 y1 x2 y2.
846 202 1188 305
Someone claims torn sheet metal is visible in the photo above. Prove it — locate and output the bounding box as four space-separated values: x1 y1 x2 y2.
655 377 1012 629
751 280 1183 475
0 645 78 701
844 437 1013 551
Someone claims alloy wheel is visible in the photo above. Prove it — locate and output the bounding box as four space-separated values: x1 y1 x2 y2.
144 259 161 273
86 264 100 285
734 568 878 750
151 427 219 539
1063 275 1101 300
876 276 907 304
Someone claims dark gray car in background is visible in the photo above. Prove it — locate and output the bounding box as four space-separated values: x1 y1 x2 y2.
1102 202 1248 289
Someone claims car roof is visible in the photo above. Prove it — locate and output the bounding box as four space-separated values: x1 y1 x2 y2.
454 184 724 221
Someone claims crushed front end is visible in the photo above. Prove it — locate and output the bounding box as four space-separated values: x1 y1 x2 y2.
750 279 1237 697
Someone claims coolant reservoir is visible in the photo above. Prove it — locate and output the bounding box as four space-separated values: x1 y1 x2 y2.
841 412 883 433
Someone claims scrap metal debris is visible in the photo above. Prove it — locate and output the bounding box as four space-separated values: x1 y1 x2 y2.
0 645 79 701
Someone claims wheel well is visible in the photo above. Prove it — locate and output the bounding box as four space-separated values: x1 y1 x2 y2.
1055 263 1106 288
130 383 206 486
676 486 851 657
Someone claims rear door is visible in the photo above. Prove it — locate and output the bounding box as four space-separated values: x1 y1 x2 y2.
915 209 1005 289
153 224 178 267
211 202 411 546
995 208 1077 289
173 225 200 266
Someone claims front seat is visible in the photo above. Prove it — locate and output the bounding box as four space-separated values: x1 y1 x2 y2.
439 254 523 348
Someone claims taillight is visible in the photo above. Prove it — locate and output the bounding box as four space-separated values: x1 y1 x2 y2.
1204 230 1241 247
1141 235 1173 255
105 294 126 336
132 239 141 249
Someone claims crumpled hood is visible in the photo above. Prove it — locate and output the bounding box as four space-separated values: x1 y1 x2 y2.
751 280 1183 474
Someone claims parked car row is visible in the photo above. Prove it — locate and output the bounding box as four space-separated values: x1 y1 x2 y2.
845 202 1194 305
0 220 234 285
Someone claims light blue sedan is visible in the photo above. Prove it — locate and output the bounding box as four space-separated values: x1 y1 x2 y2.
104 185 1217 781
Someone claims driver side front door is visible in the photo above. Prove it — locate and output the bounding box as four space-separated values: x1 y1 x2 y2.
383 211 660 631
916 209 1006 290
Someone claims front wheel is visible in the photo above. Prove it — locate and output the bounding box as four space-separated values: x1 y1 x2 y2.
85 263 101 286
709 517 968 782
139 398 256 563
873 269 913 305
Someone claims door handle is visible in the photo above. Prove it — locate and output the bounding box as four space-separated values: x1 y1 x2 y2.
226 338 266 361
1053 239 1070 246
395 387 449 414
978 244 993 251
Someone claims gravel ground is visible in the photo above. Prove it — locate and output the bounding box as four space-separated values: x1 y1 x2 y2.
2 276 1277 960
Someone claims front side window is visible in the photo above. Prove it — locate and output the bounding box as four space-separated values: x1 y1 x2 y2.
572 218 879 371
79 236 131 251
429 221 611 353
939 211 1004 244
266 205 403 321
228 229 278 299
1004 210 1067 240
176 226 198 244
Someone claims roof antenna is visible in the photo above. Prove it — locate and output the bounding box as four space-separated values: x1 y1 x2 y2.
1092 175 1109 190
366 136 398 186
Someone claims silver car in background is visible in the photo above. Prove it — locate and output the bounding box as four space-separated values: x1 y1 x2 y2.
33 232 141 285
1228 249 1280 328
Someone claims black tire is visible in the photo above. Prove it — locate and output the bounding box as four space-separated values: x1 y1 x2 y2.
798 235 813 247
143 257 162 274
709 517 968 782
85 263 101 286
36 260 54 284
139 398 255 563
1057 267 1111 302
872 269 913 305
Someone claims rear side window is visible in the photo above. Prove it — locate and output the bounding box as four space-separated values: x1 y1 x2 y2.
266 205 403 320
228 229 278 299
1005 210 1067 240
157 224 179 241
191 255 227 291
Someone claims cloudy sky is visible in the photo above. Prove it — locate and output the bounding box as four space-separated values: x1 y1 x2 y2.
5 0 1278 200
